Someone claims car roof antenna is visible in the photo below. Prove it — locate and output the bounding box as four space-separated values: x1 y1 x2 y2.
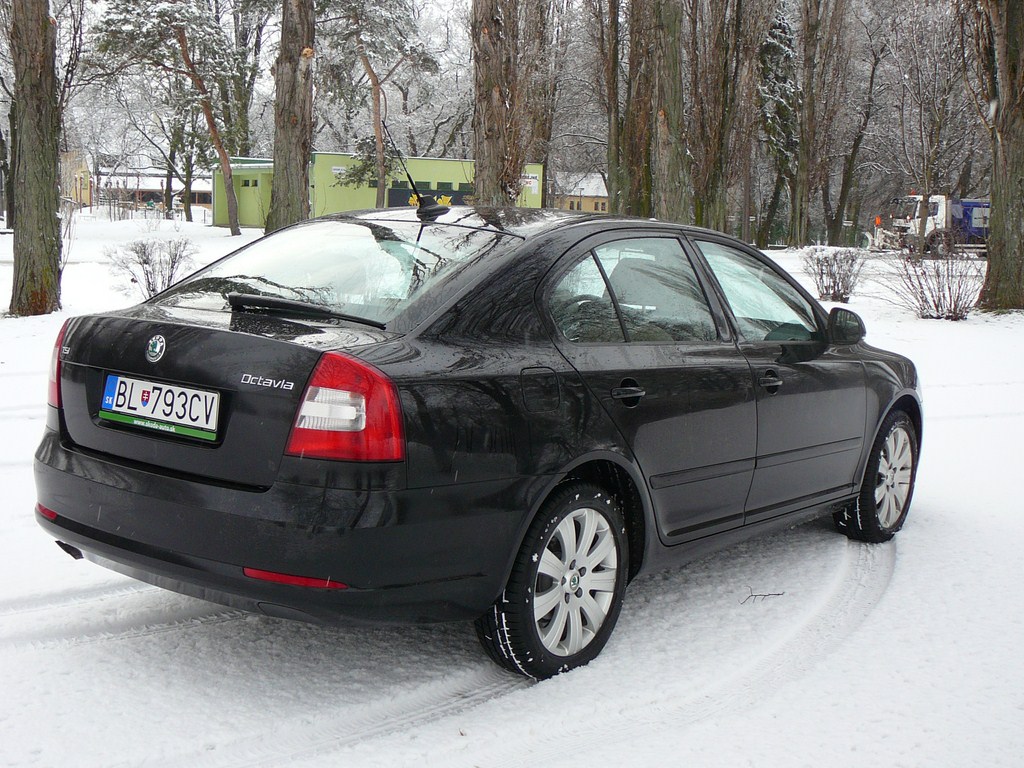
381 121 450 222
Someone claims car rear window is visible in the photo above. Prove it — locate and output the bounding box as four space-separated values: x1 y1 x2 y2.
153 219 513 326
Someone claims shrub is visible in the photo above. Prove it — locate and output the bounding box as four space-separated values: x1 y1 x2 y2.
800 246 865 303
885 251 985 321
108 237 197 299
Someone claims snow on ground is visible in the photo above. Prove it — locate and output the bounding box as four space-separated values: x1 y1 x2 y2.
1 214 1022 767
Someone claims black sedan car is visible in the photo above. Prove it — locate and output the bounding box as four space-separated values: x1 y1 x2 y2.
35 207 920 679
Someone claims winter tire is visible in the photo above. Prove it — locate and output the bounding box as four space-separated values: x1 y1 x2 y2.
475 481 628 680
835 409 918 543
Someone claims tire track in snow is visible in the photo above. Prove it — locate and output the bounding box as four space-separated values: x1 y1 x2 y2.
125 666 530 768
463 538 897 768
156 537 894 768
0 581 156 619
0 587 246 650
1 608 246 650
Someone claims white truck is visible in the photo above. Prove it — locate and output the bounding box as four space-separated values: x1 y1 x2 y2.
880 194 990 255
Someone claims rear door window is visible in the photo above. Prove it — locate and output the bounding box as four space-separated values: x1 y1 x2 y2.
550 237 718 344
594 238 718 343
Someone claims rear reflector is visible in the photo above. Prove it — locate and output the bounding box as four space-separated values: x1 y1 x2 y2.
48 320 70 408
243 567 348 590
36 503 58 520
285 351 404 462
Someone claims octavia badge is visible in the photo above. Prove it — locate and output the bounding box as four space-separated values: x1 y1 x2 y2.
146 335 166 363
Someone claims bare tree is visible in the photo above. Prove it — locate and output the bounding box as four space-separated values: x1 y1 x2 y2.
8 0 62 315
588 0 655 216
790 0 850 245
219 0 274 157
471 0 516 205
755 5 799 246
104 72 211 221
882 2 978 252
821 8 886 246
1 0 90 230
95 0 267 235
471 0 549 206
964 0 1024 310
524 0 572 207
681 0 772 231
318 0 438 207
265 0 314 233
653 0 691 223
545 12 608 190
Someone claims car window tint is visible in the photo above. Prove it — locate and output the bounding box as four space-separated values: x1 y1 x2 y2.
695 240 820 342
550 255 626 343
593 238 717 343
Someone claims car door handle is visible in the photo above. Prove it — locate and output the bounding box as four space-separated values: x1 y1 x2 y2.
758 372 784 391
611 386 646 400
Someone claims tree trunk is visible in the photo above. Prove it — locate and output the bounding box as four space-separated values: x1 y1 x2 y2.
742 144 753 242
602 0 626 215
265 0 314 233
163 144 176 217
9 0 62 316
174 27 241 235
825 48 879 245
789 0 819 246
757 167 786 248
653 0 690 223
1 117 14 228
524 1 565 210
353 28 388 209
472 0 526 206
621 0 653 217
369 68 387 209
977 1 1024 310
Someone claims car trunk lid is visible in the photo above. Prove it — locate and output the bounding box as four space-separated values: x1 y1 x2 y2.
57 305 396 488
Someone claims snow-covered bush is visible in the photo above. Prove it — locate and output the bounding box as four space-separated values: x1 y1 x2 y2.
108 237 197 299
800 246 865 303
886 251 985 321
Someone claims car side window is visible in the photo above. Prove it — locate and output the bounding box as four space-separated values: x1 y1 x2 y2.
592 238 718 343
695 240 821 342
550 255 626 343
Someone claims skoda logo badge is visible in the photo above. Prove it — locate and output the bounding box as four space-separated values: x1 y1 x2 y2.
146 335 166 363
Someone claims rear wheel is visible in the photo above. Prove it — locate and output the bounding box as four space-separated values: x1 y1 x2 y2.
835 410 918 543
926 229 958 258
475 481 628 679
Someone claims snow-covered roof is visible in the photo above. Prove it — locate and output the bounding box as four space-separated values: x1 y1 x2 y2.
95 174 212 193
555 172 607 198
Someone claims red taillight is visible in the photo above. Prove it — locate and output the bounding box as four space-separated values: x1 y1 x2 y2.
36 503 58 520
48 320 70 408
285 352 405 462
243 567 348 589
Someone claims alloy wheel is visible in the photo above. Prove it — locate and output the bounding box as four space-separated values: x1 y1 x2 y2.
875 424 915 528
532 506 619 657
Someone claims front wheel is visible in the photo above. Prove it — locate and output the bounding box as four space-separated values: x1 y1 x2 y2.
475 481 628 679
835 410 918 543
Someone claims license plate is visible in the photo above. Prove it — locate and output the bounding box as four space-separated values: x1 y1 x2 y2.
99 374 220 442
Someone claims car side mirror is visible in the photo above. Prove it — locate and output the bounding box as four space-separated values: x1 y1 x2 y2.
827 307 866 345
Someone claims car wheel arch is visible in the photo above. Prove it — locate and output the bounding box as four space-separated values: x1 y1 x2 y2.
495 453 651 600
560 457 648 582
859 392 923 486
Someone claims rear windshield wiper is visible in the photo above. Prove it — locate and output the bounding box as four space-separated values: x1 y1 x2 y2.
226 292 387 330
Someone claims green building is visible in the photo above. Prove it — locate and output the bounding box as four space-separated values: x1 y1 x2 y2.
212 153 544 228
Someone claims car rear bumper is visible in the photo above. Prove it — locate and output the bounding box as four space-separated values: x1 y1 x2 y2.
34 428 533 624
